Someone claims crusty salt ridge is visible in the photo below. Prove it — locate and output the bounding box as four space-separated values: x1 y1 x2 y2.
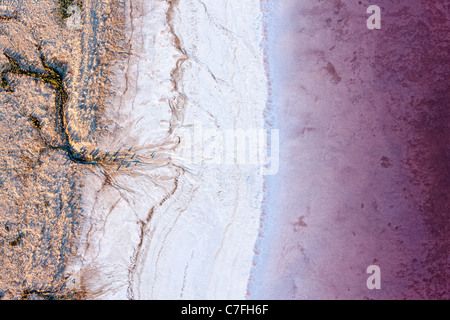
78 0 267 299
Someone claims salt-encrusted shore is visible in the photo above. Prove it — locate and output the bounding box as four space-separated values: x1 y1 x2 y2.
77 0 268 299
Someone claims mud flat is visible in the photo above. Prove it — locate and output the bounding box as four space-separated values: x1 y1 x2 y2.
0 0 125 299
0 1 120 299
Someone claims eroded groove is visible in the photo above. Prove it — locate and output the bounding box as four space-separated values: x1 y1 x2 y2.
2 50 98 166
1 47 165 175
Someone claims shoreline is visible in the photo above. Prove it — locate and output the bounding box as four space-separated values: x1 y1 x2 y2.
247 0 449 299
